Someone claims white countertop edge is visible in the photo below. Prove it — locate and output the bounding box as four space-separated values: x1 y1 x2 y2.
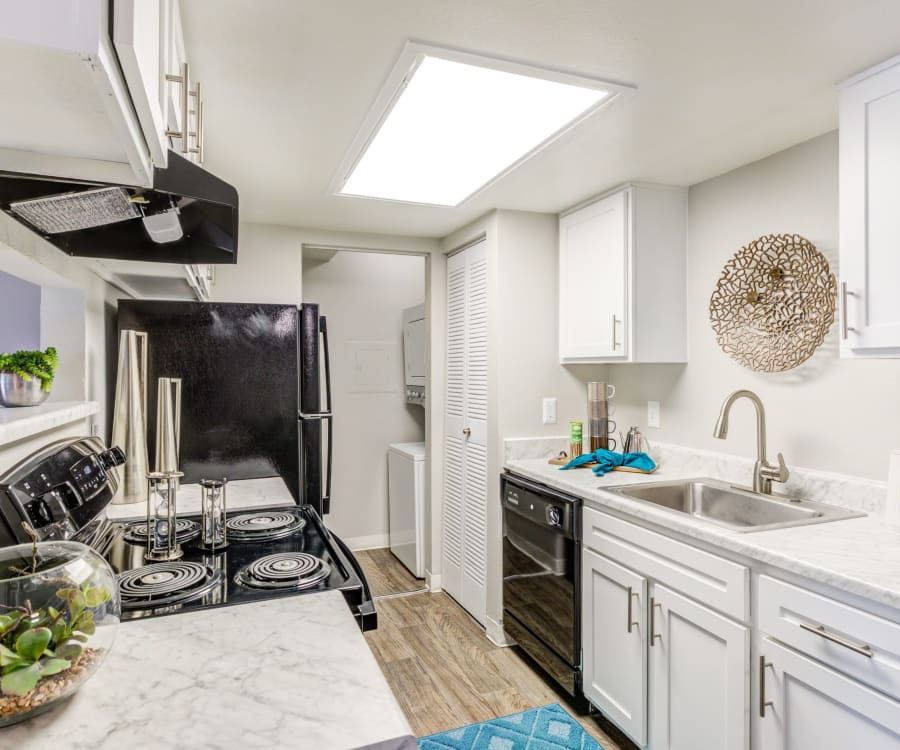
0 400 99 447
504 458 900 613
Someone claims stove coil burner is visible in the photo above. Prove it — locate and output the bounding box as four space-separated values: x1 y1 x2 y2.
118 561 221 609
235 552 331 591
225 511 306 541
123 519 201 545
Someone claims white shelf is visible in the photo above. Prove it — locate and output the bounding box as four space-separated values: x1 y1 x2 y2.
0 400 99 448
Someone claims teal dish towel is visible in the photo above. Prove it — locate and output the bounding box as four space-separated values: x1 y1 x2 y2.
559 448 656 476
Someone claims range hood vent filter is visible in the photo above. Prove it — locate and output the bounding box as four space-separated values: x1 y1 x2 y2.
9 186 140 234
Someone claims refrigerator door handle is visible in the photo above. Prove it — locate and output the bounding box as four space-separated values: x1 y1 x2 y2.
320 315 333 515
298 412 332 420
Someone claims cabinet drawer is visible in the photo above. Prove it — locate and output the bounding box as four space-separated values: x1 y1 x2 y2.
759 575 900 700
583 506 748 621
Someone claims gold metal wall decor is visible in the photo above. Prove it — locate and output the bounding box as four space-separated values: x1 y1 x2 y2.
709 233 837 372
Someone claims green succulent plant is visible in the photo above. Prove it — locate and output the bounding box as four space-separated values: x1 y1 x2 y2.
0 347 59 392
0 581 111 696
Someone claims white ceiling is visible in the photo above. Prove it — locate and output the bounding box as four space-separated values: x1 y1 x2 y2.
181 0 900 239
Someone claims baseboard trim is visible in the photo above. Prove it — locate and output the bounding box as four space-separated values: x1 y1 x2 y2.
425 569 442 592
486 614 514 647
342 533 390 551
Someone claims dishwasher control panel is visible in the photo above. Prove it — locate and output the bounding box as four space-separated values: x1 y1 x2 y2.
502 474 579 538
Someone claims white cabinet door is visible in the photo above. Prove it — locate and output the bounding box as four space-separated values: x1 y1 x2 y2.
759 639 900 749
840 57 900 356
559 190 628 361
113 0 169 167
649 584 749 750
442 240 488 625
582 549 648 747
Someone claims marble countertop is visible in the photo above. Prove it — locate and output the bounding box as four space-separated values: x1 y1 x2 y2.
105 476 294 521
505 456 900 612
0 400 99 447
5 591 412 749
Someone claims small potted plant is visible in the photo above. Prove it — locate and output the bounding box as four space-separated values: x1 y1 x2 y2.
0 347 59 407
0 528 119 726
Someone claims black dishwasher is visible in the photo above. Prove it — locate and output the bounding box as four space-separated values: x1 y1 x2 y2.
501 472 585 707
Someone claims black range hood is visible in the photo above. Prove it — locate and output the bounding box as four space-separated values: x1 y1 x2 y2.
0 150 238 265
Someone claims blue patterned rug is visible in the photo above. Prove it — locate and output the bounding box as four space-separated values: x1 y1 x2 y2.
418 704 604 750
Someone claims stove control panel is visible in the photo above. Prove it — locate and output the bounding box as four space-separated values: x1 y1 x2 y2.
0 438 125 546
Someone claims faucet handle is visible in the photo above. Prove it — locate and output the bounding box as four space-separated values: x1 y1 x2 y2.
762 452 790 484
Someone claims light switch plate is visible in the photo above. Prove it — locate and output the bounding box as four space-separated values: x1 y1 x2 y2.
647 401 661 428
542 397 558 425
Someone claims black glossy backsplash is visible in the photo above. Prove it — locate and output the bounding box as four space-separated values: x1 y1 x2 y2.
117 301 299 499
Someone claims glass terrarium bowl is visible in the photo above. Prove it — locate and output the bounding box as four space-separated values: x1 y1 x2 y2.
0 541 120 727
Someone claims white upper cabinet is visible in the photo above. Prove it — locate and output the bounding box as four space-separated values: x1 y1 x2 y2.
112 0 170 169
0 0 199 186
559 185 687 364
839 55 900 357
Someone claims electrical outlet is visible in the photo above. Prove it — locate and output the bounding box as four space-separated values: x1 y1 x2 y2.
647 401 661 428
542 397 558 425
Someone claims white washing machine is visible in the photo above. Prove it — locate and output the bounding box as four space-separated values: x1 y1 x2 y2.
388 441 426 578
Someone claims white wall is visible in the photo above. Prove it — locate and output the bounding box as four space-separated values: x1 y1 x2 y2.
302 250 425 548
609 131 900 480
0 213 123 469
211 221 440 306
0 270 40 351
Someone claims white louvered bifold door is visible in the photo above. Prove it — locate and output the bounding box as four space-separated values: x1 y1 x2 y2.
442 240 488 626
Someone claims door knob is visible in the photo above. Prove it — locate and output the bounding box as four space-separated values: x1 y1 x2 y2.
463 427 471 437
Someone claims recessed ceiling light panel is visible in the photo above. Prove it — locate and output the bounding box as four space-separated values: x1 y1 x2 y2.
334 44 635 207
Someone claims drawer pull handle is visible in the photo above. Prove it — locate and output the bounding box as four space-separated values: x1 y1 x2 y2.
649 597 662 646
759 655 774 718
626 586 639 633
799 623 874 658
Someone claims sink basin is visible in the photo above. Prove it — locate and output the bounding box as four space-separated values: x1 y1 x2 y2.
607 477 865 533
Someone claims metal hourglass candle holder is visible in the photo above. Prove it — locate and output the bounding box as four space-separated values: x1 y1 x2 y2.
145 470 185 562
198 478 228 553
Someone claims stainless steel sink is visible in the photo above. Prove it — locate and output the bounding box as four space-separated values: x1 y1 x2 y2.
607 477 864 533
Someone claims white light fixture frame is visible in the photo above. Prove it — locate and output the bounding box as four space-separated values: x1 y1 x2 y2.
330 41 637 207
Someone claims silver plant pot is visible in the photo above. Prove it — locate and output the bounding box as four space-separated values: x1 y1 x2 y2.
0 372 50 407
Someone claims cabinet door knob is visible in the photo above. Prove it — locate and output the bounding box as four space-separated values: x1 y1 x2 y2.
462 427 471 437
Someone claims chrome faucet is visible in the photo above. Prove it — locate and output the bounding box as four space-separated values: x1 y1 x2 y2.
713 389 789 495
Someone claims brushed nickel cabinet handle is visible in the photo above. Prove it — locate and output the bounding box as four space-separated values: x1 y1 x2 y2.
165 62 191 153
799 622 874 658
649 597 662 645
188 81 204 163
759 655 774 717
611 315 622 349
626 586 639 633
841 282 857 340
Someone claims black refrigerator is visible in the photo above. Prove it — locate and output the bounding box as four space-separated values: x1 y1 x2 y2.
116 300 332 517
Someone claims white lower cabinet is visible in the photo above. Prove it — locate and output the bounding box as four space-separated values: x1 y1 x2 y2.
759 639 900 749
649 585 749 750
581 512 749 750
582 549 648 746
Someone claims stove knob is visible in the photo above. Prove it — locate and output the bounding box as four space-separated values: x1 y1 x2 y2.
99 446 126 469
547 506 562 528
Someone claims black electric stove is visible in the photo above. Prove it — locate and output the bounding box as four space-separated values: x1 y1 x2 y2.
0 438 377 631
109 504 376 628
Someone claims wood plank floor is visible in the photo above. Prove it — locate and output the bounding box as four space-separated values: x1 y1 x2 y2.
365 589 635 749
355 547 427 597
